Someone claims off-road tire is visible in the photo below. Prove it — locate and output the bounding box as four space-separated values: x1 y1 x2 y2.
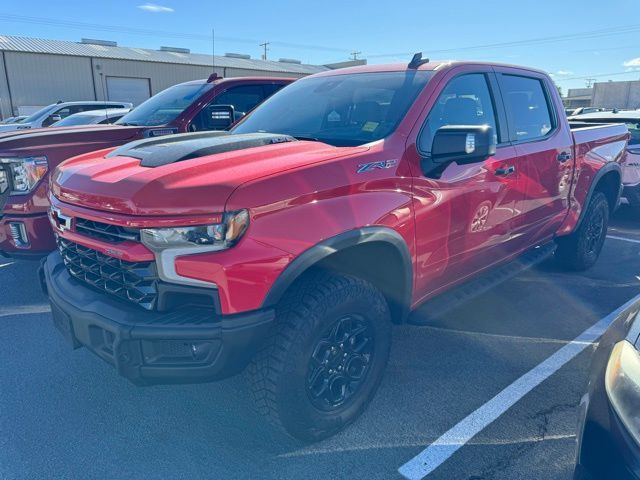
555 191 609 271
248 270 392 442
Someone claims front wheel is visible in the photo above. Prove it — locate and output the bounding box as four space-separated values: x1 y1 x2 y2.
248 270 392 442
555 191 609 271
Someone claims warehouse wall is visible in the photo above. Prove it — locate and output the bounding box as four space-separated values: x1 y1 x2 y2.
0 51 312 119
224 67 307 78
4 52 94 114
0 52 12 118
91 58 223 101
592 80 640 109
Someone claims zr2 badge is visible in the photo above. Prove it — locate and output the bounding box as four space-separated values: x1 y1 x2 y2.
356 160 398 174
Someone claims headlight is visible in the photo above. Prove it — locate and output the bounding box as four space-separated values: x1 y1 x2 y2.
140 209 249 251
605 340 640 445
0 157 48 194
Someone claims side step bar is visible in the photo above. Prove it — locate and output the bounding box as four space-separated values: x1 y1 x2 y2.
409 242 557 325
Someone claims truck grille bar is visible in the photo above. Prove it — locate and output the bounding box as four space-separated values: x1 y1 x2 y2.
75 218 140 244
57 238 158 310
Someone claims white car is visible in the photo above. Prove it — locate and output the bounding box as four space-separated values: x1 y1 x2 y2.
0 115 27 124
51 108 132 127
0 101 132 132
570 109 640 207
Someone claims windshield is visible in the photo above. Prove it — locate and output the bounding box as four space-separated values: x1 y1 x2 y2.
21 105 54 124
232 71 434 146
116 82 213 126
53 114 95 127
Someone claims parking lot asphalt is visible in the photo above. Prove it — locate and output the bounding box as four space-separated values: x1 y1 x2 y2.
1 207 639 480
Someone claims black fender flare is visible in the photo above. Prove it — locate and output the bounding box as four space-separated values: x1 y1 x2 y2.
575 162 622 229
262 227 413 320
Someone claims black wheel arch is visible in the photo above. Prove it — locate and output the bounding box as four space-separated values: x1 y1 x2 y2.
575 162 622 229
262 227 413 323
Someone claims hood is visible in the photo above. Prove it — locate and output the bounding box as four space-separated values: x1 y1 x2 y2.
0 125 146 165
52 133 367 216
0 123 30 132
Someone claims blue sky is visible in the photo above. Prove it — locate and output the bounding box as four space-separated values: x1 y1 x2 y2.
1 0 639 93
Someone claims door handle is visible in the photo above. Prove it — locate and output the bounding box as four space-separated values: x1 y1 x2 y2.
557 151 572 163
494 166 515 176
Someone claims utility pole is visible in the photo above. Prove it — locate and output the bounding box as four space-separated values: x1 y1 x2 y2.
350 51 362 61
260 41 270 60
585 78 596 88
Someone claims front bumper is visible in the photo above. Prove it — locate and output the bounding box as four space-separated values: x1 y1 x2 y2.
0 212 56 257
622 183 640 207
43 251 275 385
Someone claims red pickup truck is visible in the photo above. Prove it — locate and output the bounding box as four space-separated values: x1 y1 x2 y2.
0 76 292 257
43 58 627 442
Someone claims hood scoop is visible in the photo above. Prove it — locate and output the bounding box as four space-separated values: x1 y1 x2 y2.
107 131 297 168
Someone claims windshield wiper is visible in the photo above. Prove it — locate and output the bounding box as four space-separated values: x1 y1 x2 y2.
292 135 320 142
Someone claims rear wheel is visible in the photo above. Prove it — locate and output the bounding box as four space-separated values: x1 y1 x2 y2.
555 191 609 271
248 270 391 442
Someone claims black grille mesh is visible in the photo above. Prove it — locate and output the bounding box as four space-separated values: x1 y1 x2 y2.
57 238 158 310
75 218 139 244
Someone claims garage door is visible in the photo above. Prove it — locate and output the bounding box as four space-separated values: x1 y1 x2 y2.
106 77 151 106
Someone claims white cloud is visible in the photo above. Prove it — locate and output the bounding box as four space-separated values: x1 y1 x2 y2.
138 3 174 13
556 70 573 76
623 57 640 68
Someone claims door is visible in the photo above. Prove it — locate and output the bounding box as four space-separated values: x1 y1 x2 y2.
410 71 523 300
495 70 574 246
106 77 151 106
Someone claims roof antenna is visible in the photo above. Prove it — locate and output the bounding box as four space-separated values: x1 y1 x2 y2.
207 28 219 83
408 52 429 69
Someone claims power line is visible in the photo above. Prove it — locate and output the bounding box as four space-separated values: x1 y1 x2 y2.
0 13 351 54
350 51 362 60
562 71 640 81
365 24 640 58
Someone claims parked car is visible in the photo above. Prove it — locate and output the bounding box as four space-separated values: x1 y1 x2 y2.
51 108 132 127
0 115 27 124
42 57 627 442
0 76 293 257
571 107 611 116
0 101 133 132
569 110 640 207
574 295 640 480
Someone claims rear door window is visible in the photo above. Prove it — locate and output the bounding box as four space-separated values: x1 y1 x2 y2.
500 75 554 142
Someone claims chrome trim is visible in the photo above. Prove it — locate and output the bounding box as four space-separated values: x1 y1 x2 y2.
153 246 221 289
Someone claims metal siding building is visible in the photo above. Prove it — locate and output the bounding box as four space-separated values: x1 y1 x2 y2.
0 35 328 118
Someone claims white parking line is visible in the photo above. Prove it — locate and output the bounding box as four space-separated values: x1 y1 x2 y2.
0 304 51 318
398 293 640 480
607 235 640 244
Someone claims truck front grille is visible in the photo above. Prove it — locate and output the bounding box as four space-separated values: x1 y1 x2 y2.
57 237 158 310
75 218 140 244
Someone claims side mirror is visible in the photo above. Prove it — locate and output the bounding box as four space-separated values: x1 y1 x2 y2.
203 105 235 130
44 114 63 127
431 125 496 165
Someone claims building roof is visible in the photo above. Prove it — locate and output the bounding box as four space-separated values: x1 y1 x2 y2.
0 35 328 75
